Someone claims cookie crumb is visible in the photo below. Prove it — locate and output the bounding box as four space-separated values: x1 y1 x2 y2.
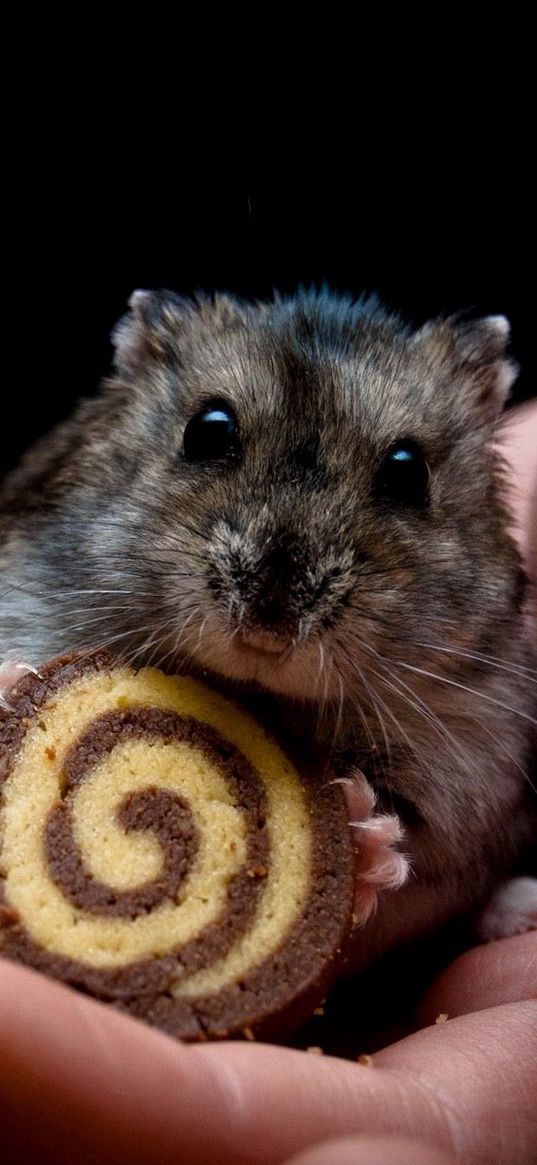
357 1053 373 1066
44 746 56 761
242 1026 256 1041
306 1046 324 1055
313 1006 325 1016
246 865 268 879
435 1013 449 1024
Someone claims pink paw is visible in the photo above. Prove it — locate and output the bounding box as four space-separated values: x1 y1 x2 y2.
477 877 537 942
0 660 40 711
336 770 410 926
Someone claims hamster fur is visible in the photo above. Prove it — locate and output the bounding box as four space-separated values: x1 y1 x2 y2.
0 288 535 967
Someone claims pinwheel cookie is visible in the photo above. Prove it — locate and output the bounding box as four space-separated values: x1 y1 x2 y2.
0 651 355 1041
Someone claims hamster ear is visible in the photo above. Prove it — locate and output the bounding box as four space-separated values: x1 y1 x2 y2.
111 289 190 376
450 315 519 417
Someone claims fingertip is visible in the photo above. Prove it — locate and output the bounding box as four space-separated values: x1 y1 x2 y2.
417 933 537 1026
283 1134 457 1165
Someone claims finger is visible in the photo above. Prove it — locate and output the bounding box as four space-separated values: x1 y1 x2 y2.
496 401 537 577
283 1134 457 1165
418 932 537 1025
1 961 536 1165
374 1001 537 1164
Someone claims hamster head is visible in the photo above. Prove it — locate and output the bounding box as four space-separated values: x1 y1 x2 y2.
59 288 522 701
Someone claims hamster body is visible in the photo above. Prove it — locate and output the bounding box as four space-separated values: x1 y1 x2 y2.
0 289 535 967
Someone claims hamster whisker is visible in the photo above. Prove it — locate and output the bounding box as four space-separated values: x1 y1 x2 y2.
52 592 204 622
155 612 203 671
394 662 537 729
315 640 326 691
166 622 210 673
346 660 423 770
375 658 535 791
314 640 338 740
368 661 486 786
109 619 184 671
344 686 389 783
412 641 537 683
337 631 483 787
38 607 139 639
48 591 159 607
313 641 327 738
94 622 170 657
335 637 418 764
359 636 514 782
345 651 393 770
123 620 178 670
228 598 246 638
150 627 183 669
196 616 209 655
136 603 208 669
179 606 204 637
45 602 142 620
467 715 537 791
347 602 464 642
138 623 167 669
2 584 145 602
48 629 145 671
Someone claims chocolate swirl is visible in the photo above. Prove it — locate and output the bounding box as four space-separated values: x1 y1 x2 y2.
0 651 355 1040
45 708 266 922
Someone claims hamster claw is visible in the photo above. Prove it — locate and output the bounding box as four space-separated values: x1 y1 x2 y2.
344 769 410 926
476 876 537 942
0 660 41 711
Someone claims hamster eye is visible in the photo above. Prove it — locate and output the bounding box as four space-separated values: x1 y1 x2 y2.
375 439 430 507
183 402 239 463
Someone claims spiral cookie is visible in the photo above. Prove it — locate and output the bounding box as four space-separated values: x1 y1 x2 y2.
0 651 355 1040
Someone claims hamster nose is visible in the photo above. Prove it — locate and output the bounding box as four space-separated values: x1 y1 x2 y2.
248 590 295 633
237 538 303 646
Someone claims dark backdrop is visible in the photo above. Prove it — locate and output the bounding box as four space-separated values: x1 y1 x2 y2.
3 173 534 478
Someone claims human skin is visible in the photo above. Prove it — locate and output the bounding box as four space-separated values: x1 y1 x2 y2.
0 404 535 1165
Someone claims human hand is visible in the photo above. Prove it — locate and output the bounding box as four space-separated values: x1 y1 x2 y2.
0 930 535 1165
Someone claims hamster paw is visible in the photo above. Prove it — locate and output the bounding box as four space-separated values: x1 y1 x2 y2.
476 876 537 942
337 770 410 924
0 660 40 711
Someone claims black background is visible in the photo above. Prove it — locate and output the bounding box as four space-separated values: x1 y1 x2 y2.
3 146 535 477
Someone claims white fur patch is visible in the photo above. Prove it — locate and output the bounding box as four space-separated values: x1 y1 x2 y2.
477 876 537 941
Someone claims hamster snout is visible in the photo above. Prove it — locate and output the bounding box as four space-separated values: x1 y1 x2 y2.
205 512 356 680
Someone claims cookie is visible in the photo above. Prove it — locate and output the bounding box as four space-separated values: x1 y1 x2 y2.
0 650 355 1040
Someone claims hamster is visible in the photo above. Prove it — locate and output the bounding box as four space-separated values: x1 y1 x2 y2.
0 288 535 969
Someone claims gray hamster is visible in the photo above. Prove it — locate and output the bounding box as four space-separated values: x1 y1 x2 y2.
0 288 535 967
